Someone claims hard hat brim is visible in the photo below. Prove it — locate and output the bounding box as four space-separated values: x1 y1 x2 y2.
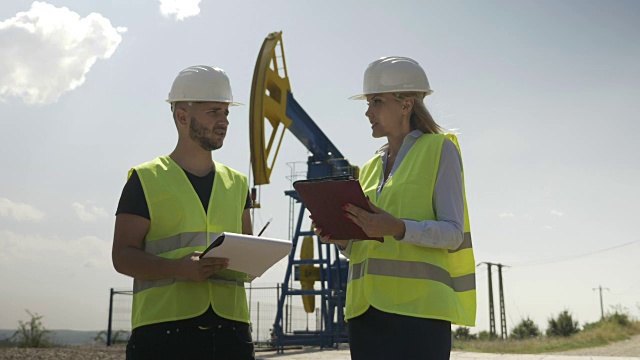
348 94 368 100
348 90 434 100
166 99 244 106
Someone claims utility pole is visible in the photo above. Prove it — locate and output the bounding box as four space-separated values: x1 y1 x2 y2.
497 264 507 339
487 263 495 337
592 285 609 320
479 262 507 339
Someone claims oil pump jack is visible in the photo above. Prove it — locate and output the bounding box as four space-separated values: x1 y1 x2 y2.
248 32 358 351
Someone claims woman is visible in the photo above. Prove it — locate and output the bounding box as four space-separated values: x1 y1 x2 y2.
314 57 476 359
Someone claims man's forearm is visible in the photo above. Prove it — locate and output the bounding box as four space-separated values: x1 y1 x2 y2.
113 247 183 280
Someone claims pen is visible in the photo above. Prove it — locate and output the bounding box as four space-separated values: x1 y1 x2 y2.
257 218 272 236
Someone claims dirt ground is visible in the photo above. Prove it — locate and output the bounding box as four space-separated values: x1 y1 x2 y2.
0 345 126 360
551 333 640 357
0 334 639 360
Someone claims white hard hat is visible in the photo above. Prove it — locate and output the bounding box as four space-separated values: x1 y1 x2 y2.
349 56 433 100
166 65 243 106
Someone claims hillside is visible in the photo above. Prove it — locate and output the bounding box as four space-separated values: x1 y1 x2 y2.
0 329 101 346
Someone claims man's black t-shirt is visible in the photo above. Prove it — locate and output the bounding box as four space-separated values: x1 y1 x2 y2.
116 168 252 218
115 166 251 329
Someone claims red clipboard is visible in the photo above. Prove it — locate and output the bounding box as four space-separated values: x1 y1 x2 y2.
293 177 383 242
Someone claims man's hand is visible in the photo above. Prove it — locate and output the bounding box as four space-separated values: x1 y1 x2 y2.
177 252 229 281
343 198 405 239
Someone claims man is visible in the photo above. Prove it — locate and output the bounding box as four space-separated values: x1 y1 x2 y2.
112 65 255 359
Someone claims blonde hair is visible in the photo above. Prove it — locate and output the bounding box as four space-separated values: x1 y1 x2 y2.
394 92 443 134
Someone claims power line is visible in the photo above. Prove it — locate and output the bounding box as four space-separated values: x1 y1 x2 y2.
504 239 640 267
612 279 640 295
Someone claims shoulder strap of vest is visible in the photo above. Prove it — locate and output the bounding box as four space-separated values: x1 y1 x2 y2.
130 157 169 180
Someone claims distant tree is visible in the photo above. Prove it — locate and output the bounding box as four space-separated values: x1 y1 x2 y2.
453 327 477 340
12 310 52 348
510 317 541 339
546 310 580 337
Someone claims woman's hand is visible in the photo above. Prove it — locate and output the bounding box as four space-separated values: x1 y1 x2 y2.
344 197 405 239
311 218 350 248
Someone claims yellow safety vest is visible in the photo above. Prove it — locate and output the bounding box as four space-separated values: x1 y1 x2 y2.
130 156 249 329
346 134 476 326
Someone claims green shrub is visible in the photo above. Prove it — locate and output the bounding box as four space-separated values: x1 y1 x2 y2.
547 310 580 337
449 316 640 354
511 317 541 339
477 330 498 341
12 310 52 348
605 308 631 327
582 321 599 331
454 327 477 340
583 306 632 331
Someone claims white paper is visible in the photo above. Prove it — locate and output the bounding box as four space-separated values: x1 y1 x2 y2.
201 232 292 281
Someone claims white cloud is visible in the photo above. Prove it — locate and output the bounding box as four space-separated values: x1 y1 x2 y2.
499 212 515 218
72 202 108 222
159 0 201 20
0 198 45 221
550 209 564 217
0 1 127 105
0 231 111 270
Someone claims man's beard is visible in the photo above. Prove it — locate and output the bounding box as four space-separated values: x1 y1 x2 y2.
189 116 222 151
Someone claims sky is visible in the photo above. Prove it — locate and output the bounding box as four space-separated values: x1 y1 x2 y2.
1 0 639 335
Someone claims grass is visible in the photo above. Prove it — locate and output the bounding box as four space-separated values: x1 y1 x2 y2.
453 320 640 354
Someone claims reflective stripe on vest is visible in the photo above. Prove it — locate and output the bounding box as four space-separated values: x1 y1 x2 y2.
131 156 249 329
133 231 248 292
134 277 245 294
348 251 475 293
143 232 212 255
347 133 476 326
